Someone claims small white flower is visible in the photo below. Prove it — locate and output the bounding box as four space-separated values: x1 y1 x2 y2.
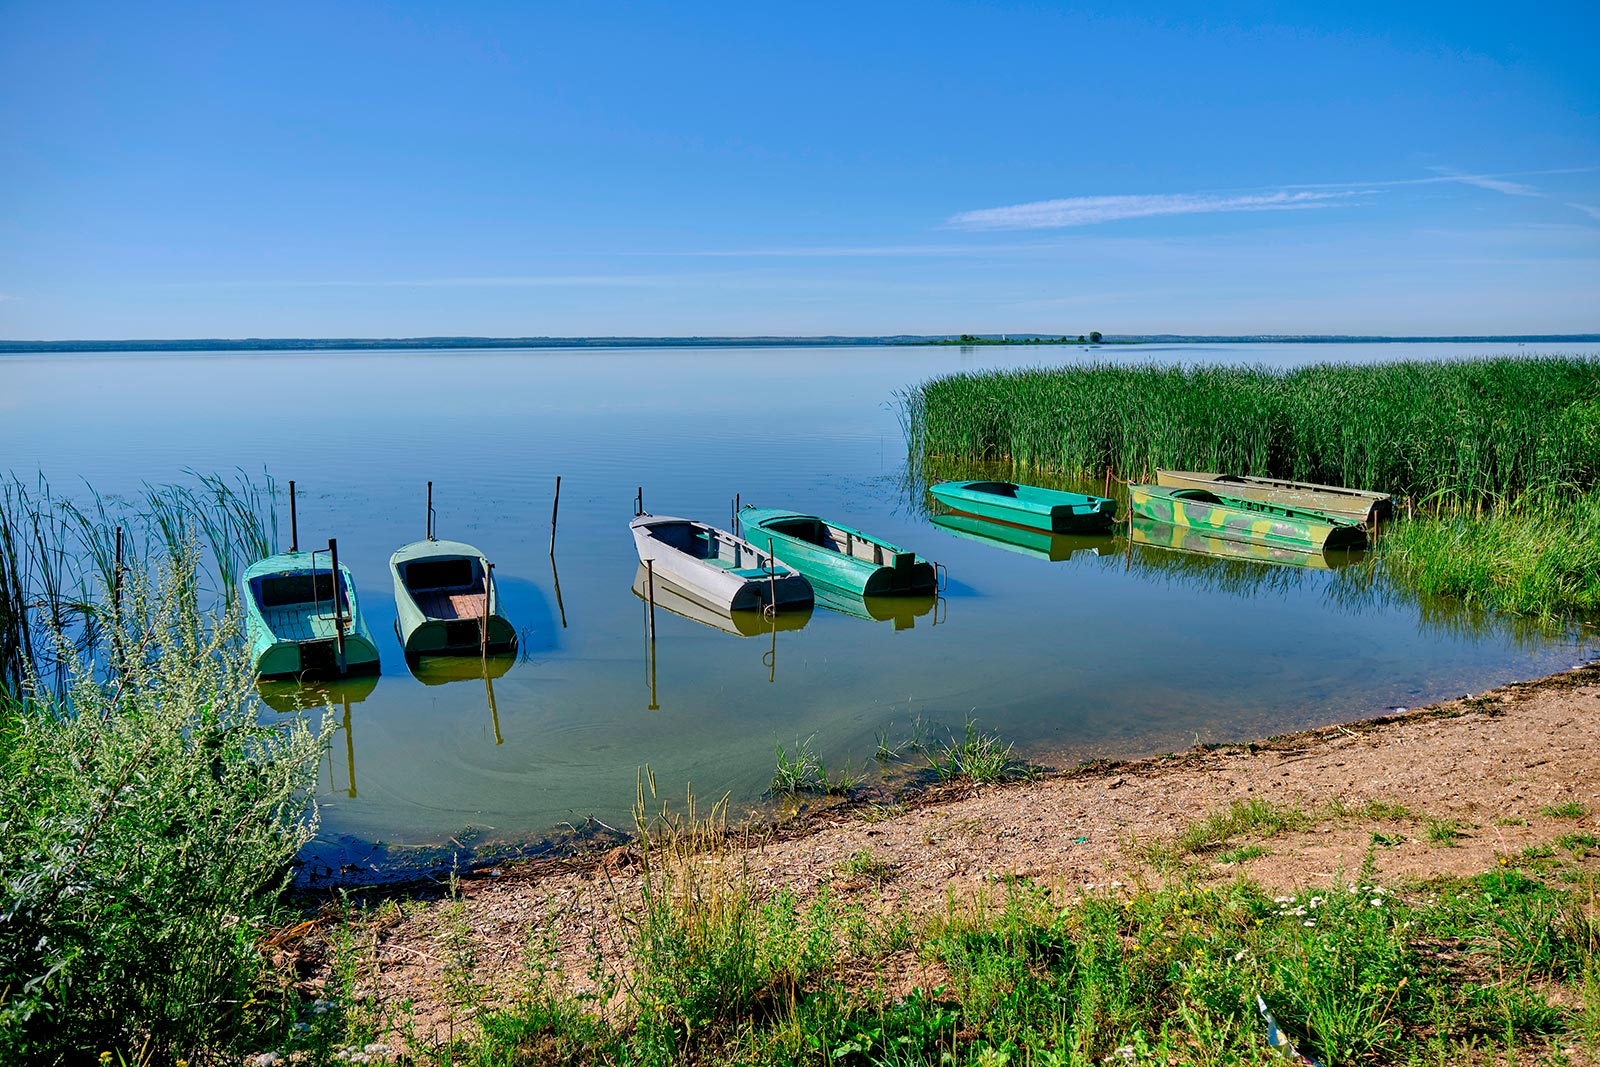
1273 895 1293 904
1370 898 1383 907
1303 919 1316 927
1309 896 1324 907
1232 949 1249 962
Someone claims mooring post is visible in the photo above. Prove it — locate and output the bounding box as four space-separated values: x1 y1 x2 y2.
328 537 347 674
735 492 741 537
426 481 434 541
549 475 561 556
342 694 357 798
767 536 778 615
483 561 495 663
635 486 644 517
288 480 298 553
644 557 656 641
112 525 123 620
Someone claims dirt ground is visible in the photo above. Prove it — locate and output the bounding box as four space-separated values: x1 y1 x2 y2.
289 663 1600 1040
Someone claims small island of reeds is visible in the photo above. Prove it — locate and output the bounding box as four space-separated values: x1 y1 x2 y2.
902 355 1600 620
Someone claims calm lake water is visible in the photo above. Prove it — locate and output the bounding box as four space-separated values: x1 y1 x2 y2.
4 341 1597 878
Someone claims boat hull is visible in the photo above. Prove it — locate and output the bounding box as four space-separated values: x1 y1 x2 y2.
931 513 1111 562
1154 469 1392 524
631 515 814 613
1128 484 1367 552
243 551 381 679
390 539 518 657
630 564 813 636
928 480 1115 532
1129 516 1364 570
740 506 937 597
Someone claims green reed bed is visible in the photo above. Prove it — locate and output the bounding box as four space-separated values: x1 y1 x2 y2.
903 356 1600 507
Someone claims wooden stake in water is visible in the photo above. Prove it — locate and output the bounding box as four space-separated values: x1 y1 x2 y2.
112 525 123 621
328 537 347 675
426 480 435 541
549 475 561 556
288 480 298 553
735 492 741 537
481 561 494 663
767 536 778 615
635 486 644 517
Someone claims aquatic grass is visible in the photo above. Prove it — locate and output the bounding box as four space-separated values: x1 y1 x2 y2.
770 735 825 795
904 355 1600 508
931 716 1018 784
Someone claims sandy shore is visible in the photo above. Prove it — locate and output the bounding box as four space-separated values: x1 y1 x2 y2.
291 662 1600 1036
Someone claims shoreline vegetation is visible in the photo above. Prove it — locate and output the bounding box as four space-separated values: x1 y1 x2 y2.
3 333 1600 354
903 354 1600 620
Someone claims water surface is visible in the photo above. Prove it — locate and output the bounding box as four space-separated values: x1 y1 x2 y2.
4 341 1594 876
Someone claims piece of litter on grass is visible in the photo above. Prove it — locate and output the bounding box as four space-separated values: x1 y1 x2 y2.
1074 836 1089 844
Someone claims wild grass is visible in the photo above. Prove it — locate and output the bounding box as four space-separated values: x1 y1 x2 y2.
1426 817 1471 846
931 717 1020 784
1542 800 1592 820
288 865 1600 1066
0 550 330 1063
903 355 1600 508
1382 490 1600 619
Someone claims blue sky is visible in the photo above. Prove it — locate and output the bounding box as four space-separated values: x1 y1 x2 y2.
1 1 1597 338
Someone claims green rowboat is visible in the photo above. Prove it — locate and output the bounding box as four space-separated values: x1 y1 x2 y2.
928 479 1115 532
931 513 1111 562
1127 484 1368 552
812 584 937 629
391 538 517 657
739 506 937 596
243 548 380 679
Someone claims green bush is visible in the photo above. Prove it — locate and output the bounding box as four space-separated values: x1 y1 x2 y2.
0 553 328 1062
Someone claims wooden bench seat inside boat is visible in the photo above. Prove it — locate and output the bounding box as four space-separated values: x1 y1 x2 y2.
403 557 487 621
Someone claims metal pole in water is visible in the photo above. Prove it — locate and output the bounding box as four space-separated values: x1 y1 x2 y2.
481 561 493 663
644 557 656 641
343 694 357 797
549 475 561 556
636 486 644 517
328 537 347 675
112 525 123 620
426 481 434 540
767 536 777 614
288 480 298 553
735 492 741 537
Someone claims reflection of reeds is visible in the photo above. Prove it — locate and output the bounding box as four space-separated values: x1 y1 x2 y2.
0 469 278 692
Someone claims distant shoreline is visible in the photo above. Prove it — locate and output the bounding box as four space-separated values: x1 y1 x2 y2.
1 333 1596 354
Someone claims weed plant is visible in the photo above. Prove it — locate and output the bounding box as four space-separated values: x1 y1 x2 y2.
932 717 1018 784
0 551 330 1062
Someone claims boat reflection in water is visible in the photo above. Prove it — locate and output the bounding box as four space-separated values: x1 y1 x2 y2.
813 583 939 630
405 652 516 745
931 512 1114 563
1129 515 1366 571
629 563 812 636
631 563 812 708
255 675 379 798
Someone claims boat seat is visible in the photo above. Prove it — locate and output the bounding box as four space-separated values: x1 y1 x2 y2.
416 588 487 620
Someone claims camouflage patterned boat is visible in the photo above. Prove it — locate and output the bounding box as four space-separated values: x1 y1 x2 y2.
1127 484 1367 552
1154 470 1393 524
1130 515 1363 570
928 479 1115 532
739 506 937 596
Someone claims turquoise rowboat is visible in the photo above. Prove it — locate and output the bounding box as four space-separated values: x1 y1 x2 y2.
929 479 1116 532
1127 484 1368 552
243 548 380 679
739 506 937 596
390 538 517 657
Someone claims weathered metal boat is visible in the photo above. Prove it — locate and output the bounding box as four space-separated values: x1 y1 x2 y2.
243 542 381 678
929 479 1115 532
931 513 1111 562
1127 484 1368 552
390 538 517 657
1154 469 1392 524
629 564 812 636
739 506 938 596
630 513 813 613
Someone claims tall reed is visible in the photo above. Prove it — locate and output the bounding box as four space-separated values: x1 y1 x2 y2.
903 356 1600 507
0 469 279 692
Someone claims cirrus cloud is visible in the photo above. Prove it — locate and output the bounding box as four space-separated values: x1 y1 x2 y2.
947 189 1363 231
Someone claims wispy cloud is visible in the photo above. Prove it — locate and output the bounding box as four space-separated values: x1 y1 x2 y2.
1429 168 1542 197
1564 203 1600 223
947 189 1362 231
159 274 689 289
